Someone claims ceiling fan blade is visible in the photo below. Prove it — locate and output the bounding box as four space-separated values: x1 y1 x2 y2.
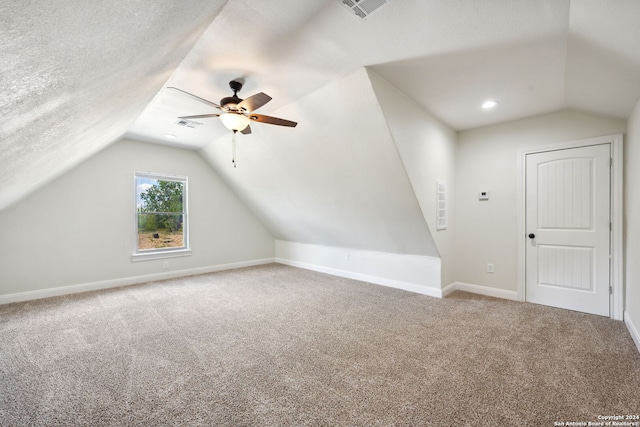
178 114 221 119
249 114 297 127
237 92 272 112
168 87 221 109
240 125 252 135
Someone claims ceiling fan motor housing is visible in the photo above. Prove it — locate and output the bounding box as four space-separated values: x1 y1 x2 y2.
220 95 243 110
229 80 243 93
221 81 245 110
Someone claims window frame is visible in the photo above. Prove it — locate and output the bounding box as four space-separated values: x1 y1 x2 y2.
132 172 191 262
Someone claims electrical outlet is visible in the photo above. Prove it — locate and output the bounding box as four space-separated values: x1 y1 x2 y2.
163 261 169 269
487 263 494 273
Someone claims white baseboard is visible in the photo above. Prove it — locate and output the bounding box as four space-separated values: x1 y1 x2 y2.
624 311 640 354
275 258 443 298
442 281 519 301
0 258 275 305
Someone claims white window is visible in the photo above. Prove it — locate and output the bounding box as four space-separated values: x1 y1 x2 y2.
133 172 190 260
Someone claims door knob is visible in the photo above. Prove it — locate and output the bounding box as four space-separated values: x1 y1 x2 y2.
528 233 535 239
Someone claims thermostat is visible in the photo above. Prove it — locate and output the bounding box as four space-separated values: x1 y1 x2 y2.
479 191 490 201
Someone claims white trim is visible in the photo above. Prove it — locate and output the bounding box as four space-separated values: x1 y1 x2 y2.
625 311 640 354
131 249 192 262
274 240 441 291
443 281 519 301
516 134 624 320
275 258 443 298
0 258 274 305
135 171 188 181
611 135 624 321
441 282 457 297
134 172 190 256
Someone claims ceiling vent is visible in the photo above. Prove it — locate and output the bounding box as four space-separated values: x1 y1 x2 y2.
175 119 202 128
339 0 392 20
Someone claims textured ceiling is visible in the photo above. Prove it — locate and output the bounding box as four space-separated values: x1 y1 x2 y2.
128 0 640 148
129 0 576 146
2 0 640 214
0 0 228 211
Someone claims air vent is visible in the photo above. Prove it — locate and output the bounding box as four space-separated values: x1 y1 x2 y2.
175 119 202 128
340 0 392 20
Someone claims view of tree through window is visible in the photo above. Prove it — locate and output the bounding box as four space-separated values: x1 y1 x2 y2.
136 174 187 252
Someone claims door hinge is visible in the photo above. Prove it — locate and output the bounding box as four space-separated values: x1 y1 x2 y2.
609 286 613 295
610 158 613 167
610 222 612 231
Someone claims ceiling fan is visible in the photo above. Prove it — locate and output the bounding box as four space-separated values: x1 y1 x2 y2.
168 80 297 135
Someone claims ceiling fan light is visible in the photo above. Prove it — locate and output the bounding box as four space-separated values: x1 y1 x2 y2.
482 100 499 109
220 113 250 131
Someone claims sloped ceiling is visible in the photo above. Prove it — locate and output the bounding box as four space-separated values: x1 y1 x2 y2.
199 67 439 256
0 0 228 211
2 0 640 257
565 0 640 118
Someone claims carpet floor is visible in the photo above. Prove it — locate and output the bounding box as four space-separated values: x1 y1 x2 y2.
1 263 638 426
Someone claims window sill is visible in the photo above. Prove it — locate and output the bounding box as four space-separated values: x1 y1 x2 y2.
131 249 192 262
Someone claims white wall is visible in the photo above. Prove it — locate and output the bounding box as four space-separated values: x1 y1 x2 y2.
625 99 640 350
275 240 442 297
455 110 626 291
199 67 438 257
0 139 274 298
197 68 446 292
367 69 457 286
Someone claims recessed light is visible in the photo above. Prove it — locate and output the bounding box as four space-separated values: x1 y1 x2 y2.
482 100 499 109
163 133 177 138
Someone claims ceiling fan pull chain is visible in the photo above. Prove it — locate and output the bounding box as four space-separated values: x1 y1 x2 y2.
231 131 237 168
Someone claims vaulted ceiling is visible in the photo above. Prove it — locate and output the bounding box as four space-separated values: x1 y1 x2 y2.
2 0 640 216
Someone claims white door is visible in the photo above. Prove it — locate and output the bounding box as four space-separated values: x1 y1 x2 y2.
525 144 610 316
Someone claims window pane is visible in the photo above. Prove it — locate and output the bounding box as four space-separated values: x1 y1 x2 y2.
137 214 184 250
135 173 188 254
137 179 184 214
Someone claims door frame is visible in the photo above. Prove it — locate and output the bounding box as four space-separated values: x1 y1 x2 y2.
516 134 624 320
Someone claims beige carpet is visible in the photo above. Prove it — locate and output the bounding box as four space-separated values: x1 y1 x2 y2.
1 263 638 426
